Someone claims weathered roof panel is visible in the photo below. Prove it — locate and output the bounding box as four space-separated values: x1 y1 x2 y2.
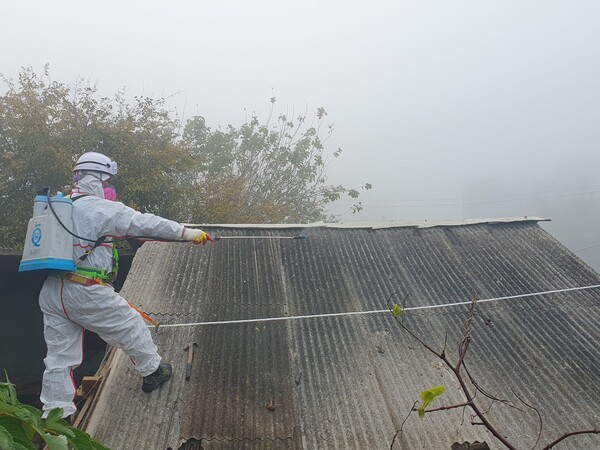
182 215 548 230
81 221 600 449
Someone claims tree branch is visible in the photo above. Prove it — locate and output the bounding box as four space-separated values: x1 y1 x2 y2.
390 292 518 450
387 292 443 359
511 388 542 450
540 429 599 450
390 401 419 449
414 401 471 414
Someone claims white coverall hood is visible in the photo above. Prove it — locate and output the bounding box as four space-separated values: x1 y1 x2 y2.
71 173 106 199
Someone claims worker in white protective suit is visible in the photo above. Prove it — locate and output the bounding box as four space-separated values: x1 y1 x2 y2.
38 151 213 420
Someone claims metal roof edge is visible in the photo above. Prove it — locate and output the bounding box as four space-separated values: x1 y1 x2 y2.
182 216 550 230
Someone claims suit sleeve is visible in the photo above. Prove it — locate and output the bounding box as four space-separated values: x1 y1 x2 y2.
105 201 185 240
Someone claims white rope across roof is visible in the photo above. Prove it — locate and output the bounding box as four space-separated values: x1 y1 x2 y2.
153 283 600 329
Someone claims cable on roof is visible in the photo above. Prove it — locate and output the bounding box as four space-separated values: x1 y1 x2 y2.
150 284 600 329
573 242 600 253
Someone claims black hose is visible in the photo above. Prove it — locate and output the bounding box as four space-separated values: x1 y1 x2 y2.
44 187 186 245
45 188 102 244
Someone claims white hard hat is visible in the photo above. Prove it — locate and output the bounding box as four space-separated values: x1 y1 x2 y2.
74 152 118 177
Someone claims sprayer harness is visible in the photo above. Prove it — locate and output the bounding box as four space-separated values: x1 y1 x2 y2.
51 193 120 286
54 245 119 286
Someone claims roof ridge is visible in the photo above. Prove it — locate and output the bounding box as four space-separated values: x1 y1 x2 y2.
182 216 549 230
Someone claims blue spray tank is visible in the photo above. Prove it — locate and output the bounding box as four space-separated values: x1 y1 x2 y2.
19 189 77 272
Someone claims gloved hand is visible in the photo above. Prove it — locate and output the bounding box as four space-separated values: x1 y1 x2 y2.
182 228 215 245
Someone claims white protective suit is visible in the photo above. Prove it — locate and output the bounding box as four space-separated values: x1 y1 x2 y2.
38 174 185 418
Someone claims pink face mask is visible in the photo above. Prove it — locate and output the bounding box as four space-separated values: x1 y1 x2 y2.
104 185 117 201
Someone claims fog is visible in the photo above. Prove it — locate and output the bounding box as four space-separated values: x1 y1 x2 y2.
2 1 600 269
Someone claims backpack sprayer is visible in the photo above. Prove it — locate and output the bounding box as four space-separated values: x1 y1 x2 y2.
19 187 125 273
19 188 77 272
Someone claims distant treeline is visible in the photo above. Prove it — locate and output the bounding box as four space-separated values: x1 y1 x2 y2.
0 67 370 248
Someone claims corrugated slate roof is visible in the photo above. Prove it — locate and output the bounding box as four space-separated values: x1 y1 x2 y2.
80 219 600 449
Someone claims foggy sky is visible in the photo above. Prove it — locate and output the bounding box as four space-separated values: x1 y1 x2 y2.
2 1 600 268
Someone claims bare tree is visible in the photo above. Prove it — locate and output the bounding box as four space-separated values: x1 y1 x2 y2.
387 293 599 449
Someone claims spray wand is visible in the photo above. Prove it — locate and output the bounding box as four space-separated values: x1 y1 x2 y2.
212 234 308 241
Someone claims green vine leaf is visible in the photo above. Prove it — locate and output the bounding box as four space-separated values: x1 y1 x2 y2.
69 427 111 450
45 408 63 427
0 424 14 449
0 400 21 416
0 374 17 406
392 304 402 318
1 375 108 449
418 386 445 418
0 416 32 448
41 431 69 450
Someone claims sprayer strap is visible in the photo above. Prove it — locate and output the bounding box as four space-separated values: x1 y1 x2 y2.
76 235 107 266
59 272 105 287
75 267 111 282
52 267 110 285
70 194 90 202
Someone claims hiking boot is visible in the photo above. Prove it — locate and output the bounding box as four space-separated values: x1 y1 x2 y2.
142 363 173 393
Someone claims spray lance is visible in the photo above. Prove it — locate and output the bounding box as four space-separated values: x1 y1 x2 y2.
212 234 308 241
